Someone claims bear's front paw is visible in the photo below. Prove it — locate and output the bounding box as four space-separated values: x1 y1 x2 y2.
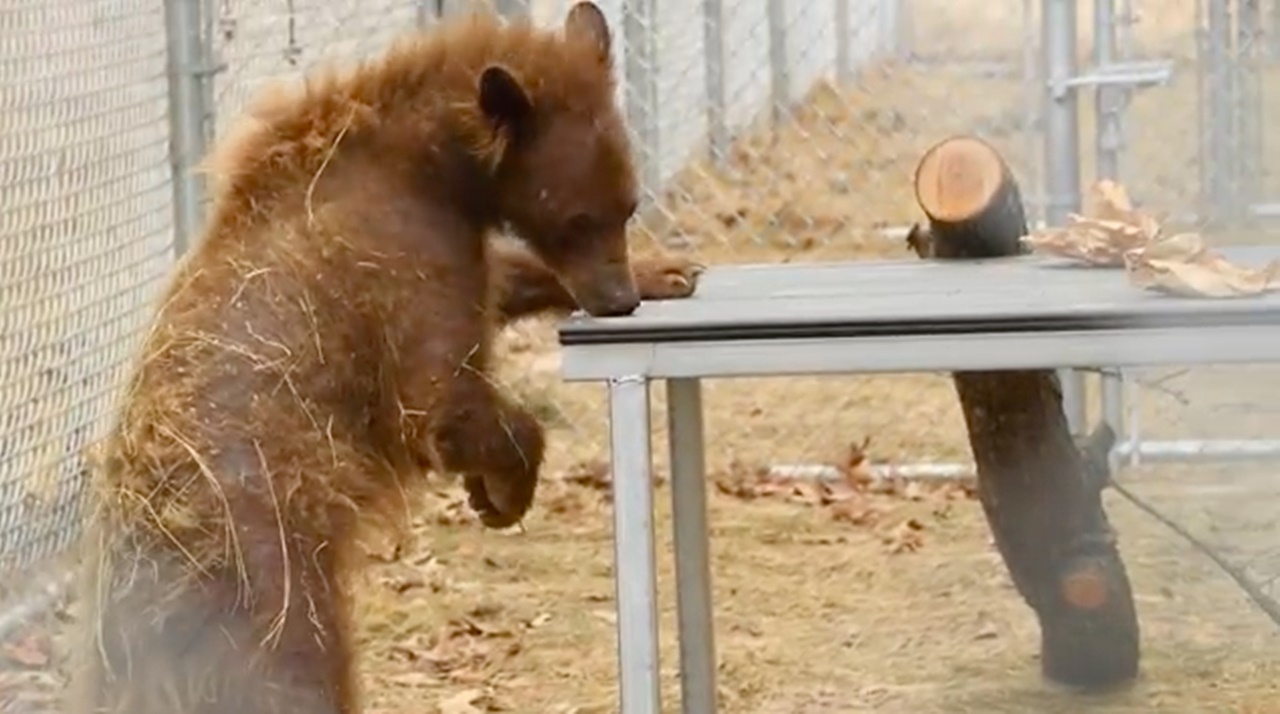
462 406 545 529
632 255 705 301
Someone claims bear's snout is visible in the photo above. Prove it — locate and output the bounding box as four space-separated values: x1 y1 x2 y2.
582 283 640 317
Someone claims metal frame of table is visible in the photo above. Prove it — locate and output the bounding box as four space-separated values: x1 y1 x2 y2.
555 249 1280 714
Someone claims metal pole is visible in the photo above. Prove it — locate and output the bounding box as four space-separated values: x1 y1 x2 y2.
1272 0 1280 61
1042 0 1082 224
624 0 661 201
835 0 851 85
607 376 662 714
1042 0 1087 434
766 0 789 125
493 0 528 17
1204 0 1235 222
1023 0 1042 223
416 0 441 26
703 0 728 163
878 0 900 57
1102 367 1125 471
1093 0 1128 451
1116 0 1134 57
163 0 211 257
666 379 718 714
1237 0 1262 215
1093 0 1120 180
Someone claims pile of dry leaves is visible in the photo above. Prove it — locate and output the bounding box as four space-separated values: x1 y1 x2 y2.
1022 180 1280 298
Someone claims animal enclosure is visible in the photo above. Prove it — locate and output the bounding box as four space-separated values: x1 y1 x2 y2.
2 0 1280 712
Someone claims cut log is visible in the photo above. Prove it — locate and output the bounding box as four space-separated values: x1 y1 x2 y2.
909 135 1141 690
911 134 1029 259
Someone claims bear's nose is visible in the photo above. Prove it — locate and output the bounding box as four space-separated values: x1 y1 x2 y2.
588 286 640 317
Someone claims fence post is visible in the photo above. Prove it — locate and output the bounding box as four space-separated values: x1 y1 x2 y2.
834 0 850 85
1237 0 1262 217
1092 0 1127 447
163 0 213 257
624 0 660 202
1022 0 1041 223
878 0 902 57
417 0 441 27
766 0 789 125
1042 0 1088 436
1093 0 1120 181
1201 0 1235 223
703 0 728 164
493 0 529 18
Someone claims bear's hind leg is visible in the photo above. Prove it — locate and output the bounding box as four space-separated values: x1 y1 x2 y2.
72 522 358 714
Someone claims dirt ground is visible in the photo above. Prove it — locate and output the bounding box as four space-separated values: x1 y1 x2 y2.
4 1 1280 712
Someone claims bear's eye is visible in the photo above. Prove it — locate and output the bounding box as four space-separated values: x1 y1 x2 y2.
566 213 594 234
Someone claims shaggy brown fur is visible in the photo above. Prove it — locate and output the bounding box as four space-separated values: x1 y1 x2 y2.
66 5 699 713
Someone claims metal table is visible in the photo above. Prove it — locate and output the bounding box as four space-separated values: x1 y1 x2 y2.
555 246 1280 714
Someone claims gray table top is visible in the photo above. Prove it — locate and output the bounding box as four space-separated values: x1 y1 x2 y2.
559 245 1280 346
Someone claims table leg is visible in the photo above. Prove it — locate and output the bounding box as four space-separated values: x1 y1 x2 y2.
666 378 718 714
1059 368 1088 437
608 375 662 714
1101 367 1125 472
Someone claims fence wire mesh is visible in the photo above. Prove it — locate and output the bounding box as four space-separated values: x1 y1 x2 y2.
1 0 1280 709
0 1 174 582
209 0 425 135
1105 0 1280 608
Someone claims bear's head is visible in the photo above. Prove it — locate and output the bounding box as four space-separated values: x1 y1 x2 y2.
478 1 641 318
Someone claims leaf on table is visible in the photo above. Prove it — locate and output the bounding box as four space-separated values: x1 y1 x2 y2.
1022 214 1158 266
1123 233 1280 298
1020 180 1162 266
1090 179 1165 232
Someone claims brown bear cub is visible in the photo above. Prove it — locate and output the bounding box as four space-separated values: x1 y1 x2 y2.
67 4 699 714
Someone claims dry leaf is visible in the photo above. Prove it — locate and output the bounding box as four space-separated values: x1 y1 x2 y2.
1 636 49 668
438 689 485 714
840 436 875 487
829 498 884 527
1124 233 1280 298
1022 214 1157 266
1090 179 1164 234
1021 180 1162 266
562 460 611 491
590 610 618 625
882 518 925 554
1092 179 1134 217
902 481 926 502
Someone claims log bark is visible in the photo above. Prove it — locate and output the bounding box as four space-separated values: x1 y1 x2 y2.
910 135 1141 689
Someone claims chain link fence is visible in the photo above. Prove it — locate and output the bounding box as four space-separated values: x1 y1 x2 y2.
0 0 442 619
2 0 1279 654
0 2 174 589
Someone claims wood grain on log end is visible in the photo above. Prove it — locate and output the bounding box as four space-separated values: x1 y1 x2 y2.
910 134 1028 259
914 134 1006 224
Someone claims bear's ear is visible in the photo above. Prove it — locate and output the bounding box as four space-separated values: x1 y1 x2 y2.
565 2 611 62
478 65 532 138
